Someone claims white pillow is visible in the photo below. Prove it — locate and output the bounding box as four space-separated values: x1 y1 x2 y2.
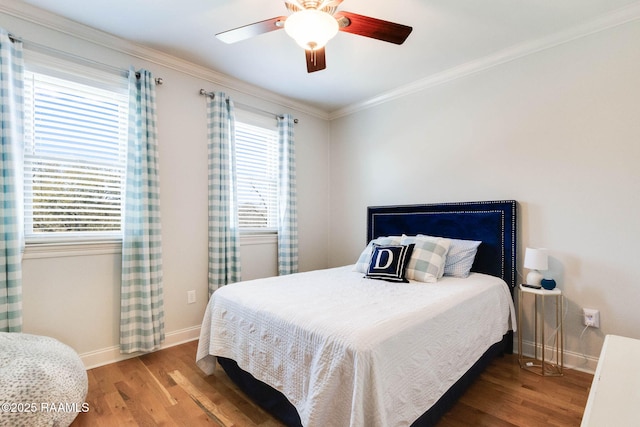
354 236 402 273
443 238 481 278
401 235 451 282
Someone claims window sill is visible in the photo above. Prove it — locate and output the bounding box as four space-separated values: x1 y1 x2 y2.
22 232 276 260
23 240 122 259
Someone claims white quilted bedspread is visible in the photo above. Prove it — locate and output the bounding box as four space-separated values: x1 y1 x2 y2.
197 266 516 427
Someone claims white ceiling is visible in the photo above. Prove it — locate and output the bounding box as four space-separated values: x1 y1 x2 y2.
15 0 640 112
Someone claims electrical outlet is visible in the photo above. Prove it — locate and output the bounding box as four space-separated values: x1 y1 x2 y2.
583 308 600 328
187 290 196 304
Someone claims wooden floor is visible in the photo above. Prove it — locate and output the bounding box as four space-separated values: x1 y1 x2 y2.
71 341 593 427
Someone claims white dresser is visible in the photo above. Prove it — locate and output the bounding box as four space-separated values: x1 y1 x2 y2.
581 334 640 426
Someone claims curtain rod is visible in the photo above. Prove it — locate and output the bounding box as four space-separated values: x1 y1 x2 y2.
8 34 163 85
199 89 298 123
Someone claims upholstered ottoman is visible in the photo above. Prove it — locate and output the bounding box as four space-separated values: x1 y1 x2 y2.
0 332 88 426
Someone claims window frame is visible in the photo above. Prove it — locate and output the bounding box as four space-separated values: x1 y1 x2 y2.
22 51 129 252
234 110 280 237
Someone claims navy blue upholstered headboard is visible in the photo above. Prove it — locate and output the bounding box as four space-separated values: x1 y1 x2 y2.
367 200 517 290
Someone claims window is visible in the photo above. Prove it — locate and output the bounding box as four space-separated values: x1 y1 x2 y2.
23 64 129 243
235 119 279 232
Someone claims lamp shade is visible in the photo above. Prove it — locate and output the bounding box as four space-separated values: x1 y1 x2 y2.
284 9 339 51
524 247 548 286
524 248 548 271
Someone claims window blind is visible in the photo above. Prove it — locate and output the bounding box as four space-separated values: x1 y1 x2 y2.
23 71 129 240
235 121 279 230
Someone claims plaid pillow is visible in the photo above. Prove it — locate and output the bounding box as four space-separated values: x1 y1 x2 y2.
401 235 451 282
365 244 415 283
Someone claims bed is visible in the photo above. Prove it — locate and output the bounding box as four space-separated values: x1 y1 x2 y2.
196 200 517 427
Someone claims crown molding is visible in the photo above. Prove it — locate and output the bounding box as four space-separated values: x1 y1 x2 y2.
329 1 640 120
3 0 639 122
0 0 330 121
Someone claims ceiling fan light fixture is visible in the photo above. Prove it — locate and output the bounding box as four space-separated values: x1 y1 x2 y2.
284 9 339 51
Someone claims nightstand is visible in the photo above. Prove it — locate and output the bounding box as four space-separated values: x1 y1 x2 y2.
517 284 564 376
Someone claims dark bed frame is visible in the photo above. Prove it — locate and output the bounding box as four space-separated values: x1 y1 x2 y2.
218 200 518 426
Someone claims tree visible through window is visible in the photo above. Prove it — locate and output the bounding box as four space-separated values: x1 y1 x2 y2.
235 121 278 231
23 70 128 241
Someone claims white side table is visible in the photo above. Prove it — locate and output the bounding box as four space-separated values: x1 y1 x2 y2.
517 284 564 376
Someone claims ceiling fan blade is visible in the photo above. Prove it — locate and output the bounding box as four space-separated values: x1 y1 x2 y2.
336 11 412 45
216 16 287 44
305 48 326 73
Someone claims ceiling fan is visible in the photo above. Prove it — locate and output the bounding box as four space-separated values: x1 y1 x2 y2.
216 0 413 73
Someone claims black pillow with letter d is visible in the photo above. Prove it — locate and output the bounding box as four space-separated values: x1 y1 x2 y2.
365 244 415 283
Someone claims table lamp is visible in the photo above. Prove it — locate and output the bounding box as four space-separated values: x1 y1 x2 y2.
524 247 548 287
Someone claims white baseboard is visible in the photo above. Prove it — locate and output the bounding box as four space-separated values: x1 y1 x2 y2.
79 329 598 375
79 325 201 370
519 339 598 374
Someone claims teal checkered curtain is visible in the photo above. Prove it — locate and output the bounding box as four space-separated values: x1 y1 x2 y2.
207 92 241 295
277 114 298 275
120 68 164 353
0 30 24 333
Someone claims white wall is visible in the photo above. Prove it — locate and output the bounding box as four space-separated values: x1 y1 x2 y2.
328 21 640 371
1 5 330 366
